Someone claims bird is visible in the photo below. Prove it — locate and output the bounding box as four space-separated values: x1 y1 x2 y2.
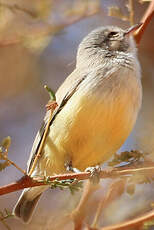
13 24 142 223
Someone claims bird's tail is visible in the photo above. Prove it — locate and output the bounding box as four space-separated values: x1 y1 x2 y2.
13 186 47 223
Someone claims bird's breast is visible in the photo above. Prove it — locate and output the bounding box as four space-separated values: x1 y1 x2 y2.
43 68 142 173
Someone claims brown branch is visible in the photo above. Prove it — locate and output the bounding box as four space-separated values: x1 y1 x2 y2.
0 163 154 196
0 38 21 47
0 219 11 230
71 180 100 230
92 179 126 228
0 8 100 47
100 209 154 230
0 3 37 18
134 0 154 44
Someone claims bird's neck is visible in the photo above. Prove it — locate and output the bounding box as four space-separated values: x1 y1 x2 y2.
76 49 140 77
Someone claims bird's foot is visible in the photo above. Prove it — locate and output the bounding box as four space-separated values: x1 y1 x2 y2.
85 165 101 184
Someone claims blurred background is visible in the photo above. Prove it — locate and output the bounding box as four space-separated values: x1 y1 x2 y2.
0 0 154 229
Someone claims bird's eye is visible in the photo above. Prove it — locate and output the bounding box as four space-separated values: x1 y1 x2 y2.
108 31 118 37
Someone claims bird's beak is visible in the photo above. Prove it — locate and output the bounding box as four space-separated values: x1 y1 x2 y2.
124 23 143 36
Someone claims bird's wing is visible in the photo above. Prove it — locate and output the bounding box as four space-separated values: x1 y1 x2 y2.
27 69 87 173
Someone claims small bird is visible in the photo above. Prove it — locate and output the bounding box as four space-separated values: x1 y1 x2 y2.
13 24 142 222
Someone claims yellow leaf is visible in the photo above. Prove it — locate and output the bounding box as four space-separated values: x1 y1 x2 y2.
108 6 129 21
22 34 52 53
36 0 53 19
1 136 11 151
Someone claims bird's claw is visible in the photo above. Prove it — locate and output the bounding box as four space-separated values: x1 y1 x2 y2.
85 165 101 184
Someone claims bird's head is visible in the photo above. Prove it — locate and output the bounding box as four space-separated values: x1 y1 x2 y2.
77 24 142 68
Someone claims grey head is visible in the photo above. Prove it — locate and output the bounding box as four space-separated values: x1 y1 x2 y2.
76 24 142 68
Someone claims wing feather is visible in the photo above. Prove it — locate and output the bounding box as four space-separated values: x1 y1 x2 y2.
27 69 87 172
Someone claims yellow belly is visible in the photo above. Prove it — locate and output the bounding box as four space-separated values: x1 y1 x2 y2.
41 72 142 174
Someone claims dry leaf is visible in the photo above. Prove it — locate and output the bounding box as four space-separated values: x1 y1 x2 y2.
64 1 88 17
35 0 53 19
22 34 52 53
126 183 135 195
0 137 11 171
1 136 11 151
0 5 13 31
108 6 129 21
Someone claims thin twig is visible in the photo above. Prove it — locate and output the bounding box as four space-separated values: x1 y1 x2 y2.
0 210 13 230
91 179 126 228
0 219 11 230
2 155 26 175
100 209 154 230
0 8 100 47
28 101 58 176
71 180 100 230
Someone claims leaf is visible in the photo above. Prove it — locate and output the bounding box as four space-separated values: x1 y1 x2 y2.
44 85 56 101
0 5 13 31
35 0 53 19
0 162 10 171
64 0 100 17
1 136 11 151
108 150 147 166
126 183 135 195
0 137 11 171
43 177 83 194
64 0 88 17
108 6 129 21
143 220 154 230
22 34 52 53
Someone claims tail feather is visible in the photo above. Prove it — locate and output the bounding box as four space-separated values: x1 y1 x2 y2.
13 186 46 223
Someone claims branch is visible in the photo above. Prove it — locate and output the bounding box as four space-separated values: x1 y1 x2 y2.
0 3 37 18
0 209 14 230
0 162 154 196
0 7 100 47
28 100 58 176
100 209 154 230
134 0 154 44
92 179 126 228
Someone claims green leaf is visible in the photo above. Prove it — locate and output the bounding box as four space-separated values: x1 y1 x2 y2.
44 85 56 101
42 177 83 194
